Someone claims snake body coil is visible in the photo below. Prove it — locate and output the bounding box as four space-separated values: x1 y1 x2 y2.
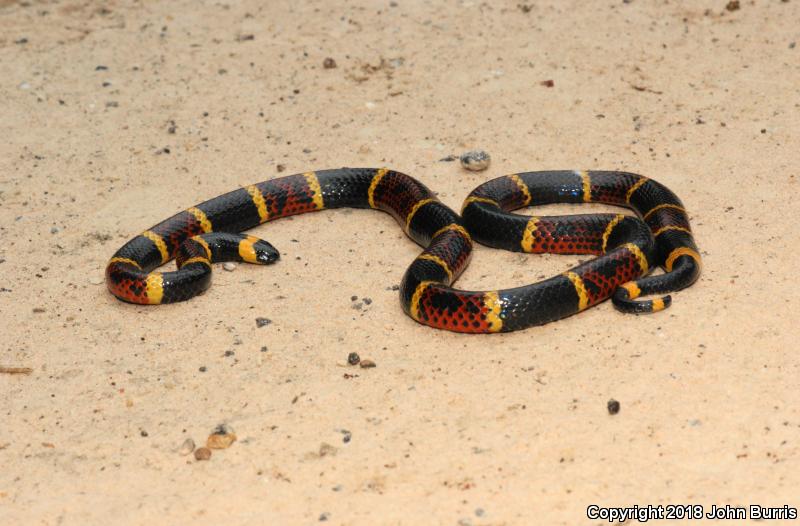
106 168 700 333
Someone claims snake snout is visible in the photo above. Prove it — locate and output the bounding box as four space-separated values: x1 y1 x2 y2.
253 239 280 264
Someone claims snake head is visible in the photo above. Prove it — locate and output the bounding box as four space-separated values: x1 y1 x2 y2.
253 239 280 264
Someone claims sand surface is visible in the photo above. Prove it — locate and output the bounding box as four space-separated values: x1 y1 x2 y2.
1 0 799 524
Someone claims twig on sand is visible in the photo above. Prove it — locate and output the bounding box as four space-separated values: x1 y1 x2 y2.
0 366 33 375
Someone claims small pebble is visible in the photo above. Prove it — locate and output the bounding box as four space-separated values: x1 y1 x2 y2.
207 432 236 449
347 352 361 365
725 0 740 11
260 346 268 353
255 317 272 327
207 423 237 449
323 57 337 69
319 512 330 521
140 430 148 437
88 276 104 285
194 447 212 461
178 438 196 455
459 150 491 171
199 366 207 372
439 154 457 162
607 399 621 415
362 297 372 305
223 262 237 271
540 79 555 87
50 226 60 234
359 359 376 369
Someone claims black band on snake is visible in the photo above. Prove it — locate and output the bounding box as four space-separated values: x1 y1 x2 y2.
106 168 700 333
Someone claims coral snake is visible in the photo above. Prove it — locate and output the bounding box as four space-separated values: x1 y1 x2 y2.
106 168 700 333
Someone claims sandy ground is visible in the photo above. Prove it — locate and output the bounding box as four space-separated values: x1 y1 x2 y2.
1 0 799 524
